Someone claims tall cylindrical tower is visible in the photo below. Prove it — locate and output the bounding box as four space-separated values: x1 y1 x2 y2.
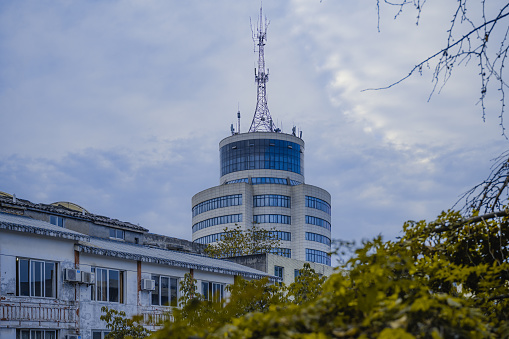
191 8 331 265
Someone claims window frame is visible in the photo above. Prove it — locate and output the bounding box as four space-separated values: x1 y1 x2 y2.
49 215 64 227
151 274 178 307
16 257 57 299
201 281 225 303
109 228 125 240
91 267 124 303
17 329 57 339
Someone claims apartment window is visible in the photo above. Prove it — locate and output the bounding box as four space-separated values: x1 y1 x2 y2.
274 266 284 279
91 267 124 303
151 275 178 307
109 228 125 240
17 329 57 339
270 248 292 258
294 269 301 278
201 281 224 303
49 215 64 227
192 194 242 217
305 232 332 246
16 258 56 298
92 331 110 339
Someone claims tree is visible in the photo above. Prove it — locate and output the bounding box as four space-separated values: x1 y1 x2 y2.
372 1 509 134
149 208 508 338
287 263 327 305
100 306 150 339
204 224 281 258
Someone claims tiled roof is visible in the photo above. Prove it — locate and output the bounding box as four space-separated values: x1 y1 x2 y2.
78 238 279 282
0 212 90 242
0 213 279 282
0 195 148 232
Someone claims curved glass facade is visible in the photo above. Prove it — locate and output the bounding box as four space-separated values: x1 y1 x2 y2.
305 196 331 215
305 215 331 231
253 195 291 208
192 214 242 233
192 194 242 217
220 139 303 176
253 214 291 224
306 248 331 266
225 177 302 186
305 232 331 246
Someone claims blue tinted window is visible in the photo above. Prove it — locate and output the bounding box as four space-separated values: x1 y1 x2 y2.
270 248 291 258
306 249 331 266
305 215 331 231
305 232 331 246
305 196 331 215
253 195 291 208
193 194 242 217
253 214 291 224
220 139 303 176
192 214 242 233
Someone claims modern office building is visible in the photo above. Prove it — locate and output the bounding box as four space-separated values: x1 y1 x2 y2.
191 9 332 266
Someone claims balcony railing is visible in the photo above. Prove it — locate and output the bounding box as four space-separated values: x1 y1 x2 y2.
0 297 77 327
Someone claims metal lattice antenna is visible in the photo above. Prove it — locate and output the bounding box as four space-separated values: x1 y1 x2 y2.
248 7 274 132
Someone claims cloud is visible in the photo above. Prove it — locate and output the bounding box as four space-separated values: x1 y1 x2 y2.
0 0 507 245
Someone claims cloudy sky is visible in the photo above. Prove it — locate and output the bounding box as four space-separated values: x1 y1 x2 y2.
1 1 506 245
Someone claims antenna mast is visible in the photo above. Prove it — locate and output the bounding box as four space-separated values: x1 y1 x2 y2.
248 7 274 132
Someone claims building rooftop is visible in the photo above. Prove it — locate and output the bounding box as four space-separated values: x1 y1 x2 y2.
0 193 148 233
0 212 278 282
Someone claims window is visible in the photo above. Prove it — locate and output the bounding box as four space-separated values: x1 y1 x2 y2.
151 275 178 307
305 215 331 231
251 177 288 185
270 248 291 258
49 215 64 227
253 214 291 224
305 249 331 266
201 281 224 303
109 228 125 240
17 329 57 339
305 196 331 215
253 194 291 208
91 267 124 303
192 194 242 217
92 331 110 339
305 232 331 246
17 258 56 298
294 269 301 278
220 139 303 176
192 214 242 233
274 266 284 278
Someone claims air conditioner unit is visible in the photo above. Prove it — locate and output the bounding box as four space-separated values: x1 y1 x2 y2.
64 268 81 282
141 279 156 291
81 271 95 284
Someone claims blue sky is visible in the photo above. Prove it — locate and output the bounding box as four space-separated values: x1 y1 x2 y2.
0 1 506 244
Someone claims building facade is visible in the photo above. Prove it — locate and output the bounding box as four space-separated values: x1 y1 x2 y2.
0 213 277 339
191 132 332 265
191 8 332 266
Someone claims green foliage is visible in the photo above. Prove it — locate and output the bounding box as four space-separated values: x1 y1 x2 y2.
287 263 327 305
100 306 150 339
204 224 281 258
152 277 288 339
149 209 509 338
178 272 201 308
